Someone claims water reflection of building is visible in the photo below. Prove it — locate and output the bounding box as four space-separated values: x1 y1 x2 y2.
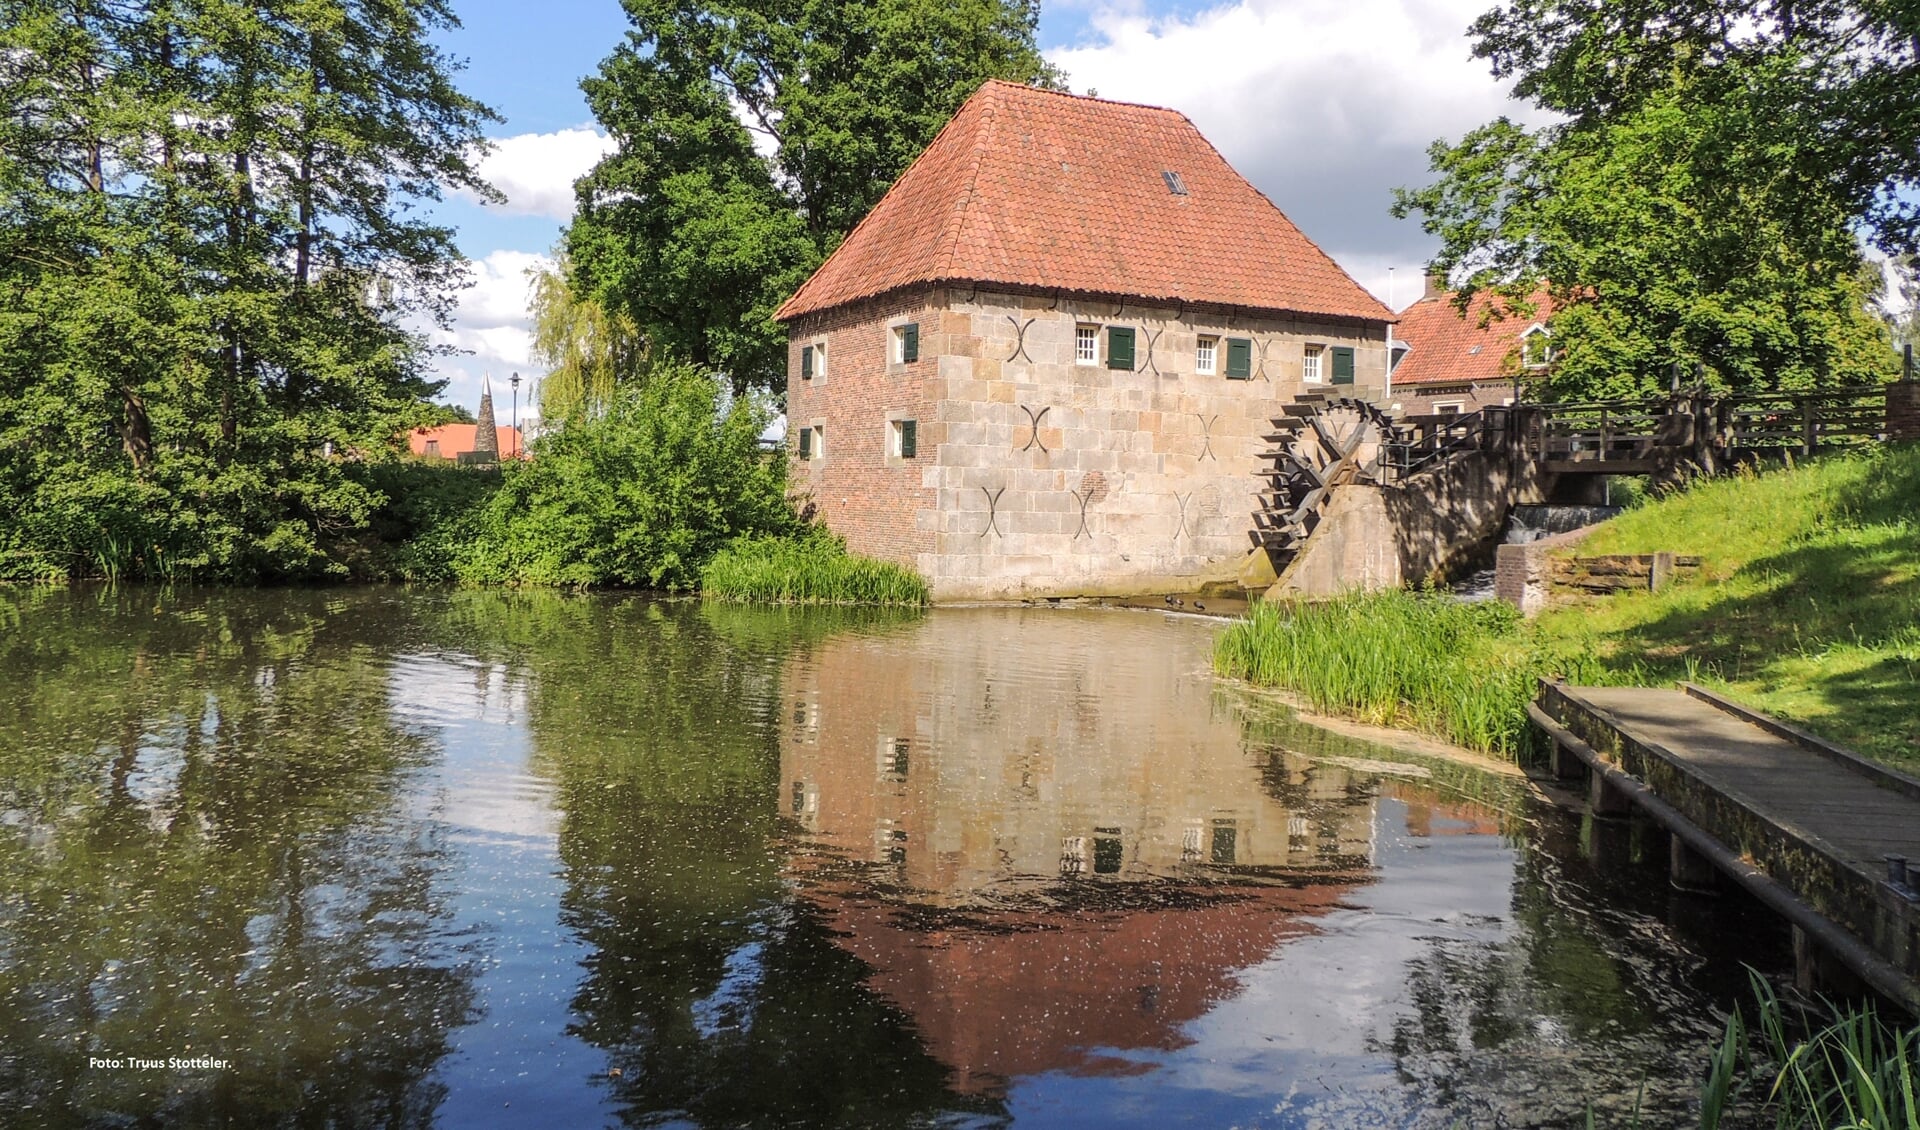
782 610 1379 899
776 609 1400 1091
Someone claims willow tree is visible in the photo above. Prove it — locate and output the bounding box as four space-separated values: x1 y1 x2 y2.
527 250 648 424
0 0 496 581
566 0 1064 393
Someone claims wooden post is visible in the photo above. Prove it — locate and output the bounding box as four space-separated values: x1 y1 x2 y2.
1590 770 1633 818
1600 406 1611 461
1670 833 1718 892
1802 395 1817 457
1549 736 1583 780
1651 551 1676 593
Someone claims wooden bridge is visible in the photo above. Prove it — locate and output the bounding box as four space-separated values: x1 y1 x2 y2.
1250 383 1912 568
1532 682 1920 1014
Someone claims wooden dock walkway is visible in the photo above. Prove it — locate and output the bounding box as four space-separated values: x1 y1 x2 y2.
1530 681 1920 1014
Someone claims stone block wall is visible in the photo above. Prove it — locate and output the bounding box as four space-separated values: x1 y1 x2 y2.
788 286 1392 600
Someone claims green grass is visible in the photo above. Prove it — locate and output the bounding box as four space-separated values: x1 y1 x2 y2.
700 534 929 606
1214 589 1596 758
1537 444 1920 769
1217 444 1919 768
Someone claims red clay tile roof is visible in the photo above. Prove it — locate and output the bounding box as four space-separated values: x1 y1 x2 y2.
776 81 1392 324
1390 285 1554 386
408 423 525 459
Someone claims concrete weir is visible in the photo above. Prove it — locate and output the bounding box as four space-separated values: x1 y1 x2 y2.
1532 680 1920 1013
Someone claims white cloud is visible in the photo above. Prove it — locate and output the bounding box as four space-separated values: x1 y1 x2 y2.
1047 0 1541 303
421 249 550 422
465 127 616 220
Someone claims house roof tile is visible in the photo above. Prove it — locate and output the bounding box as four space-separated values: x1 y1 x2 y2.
776 81 1392 324
1391 285 1554 387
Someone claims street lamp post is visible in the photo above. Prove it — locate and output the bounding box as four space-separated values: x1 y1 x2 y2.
510 371 521 459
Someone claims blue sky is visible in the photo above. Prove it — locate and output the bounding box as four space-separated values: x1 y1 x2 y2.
423 0 1533 419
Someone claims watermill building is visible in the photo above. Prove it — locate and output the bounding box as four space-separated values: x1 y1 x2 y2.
777 80 1394 600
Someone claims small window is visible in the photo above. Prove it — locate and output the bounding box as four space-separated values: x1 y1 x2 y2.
1225 337 1252 379
1330 345 1355 385
1161 170 1188 196
1093 827 1123 874
1210 820 1238 864
801 342 825 380
1075 325 1098 366
1390 342 1410 372
812 426 824 459
1302 344 1325 383
1521 325 1551 368
1195 335 1217 375
893 323 919 364
797 427 812 459
424 439 439 456
890 418 917 459
1107 326 1135 371
1434 401 1464 417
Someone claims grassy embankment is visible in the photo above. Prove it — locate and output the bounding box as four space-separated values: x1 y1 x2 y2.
699 534 929 605
1216 443 1920 769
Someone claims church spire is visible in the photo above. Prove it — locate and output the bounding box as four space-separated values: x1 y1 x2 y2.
474 374 500 461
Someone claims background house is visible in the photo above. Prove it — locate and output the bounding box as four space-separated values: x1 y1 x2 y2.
407 378 526 462
778 80 1393 600
1389 278 1555 415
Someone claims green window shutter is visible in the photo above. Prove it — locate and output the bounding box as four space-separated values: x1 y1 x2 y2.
1225 338 1252 379
900 419 917 458
798 426 811 458
800 345 813 380
1331 346 1355 384
1107 326 1135 370
903 324 919 362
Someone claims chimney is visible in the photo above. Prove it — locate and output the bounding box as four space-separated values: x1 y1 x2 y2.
1423 268 1447 302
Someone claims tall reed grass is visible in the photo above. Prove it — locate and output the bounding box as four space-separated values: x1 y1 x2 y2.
1696 974 1918 1130
700 534 929 606
1213 589 1596 758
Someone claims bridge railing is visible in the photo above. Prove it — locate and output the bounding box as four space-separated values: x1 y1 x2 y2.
1381 405 1514 479
1718 386 1889 454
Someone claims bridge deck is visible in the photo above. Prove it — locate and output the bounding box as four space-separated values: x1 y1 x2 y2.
1567 687 1920 864
1536 682 1920 1010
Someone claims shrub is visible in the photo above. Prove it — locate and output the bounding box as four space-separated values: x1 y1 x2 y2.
701 532 929 605
454 365 798 588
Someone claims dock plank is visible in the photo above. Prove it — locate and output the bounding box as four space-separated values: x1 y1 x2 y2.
1568 686 1920 871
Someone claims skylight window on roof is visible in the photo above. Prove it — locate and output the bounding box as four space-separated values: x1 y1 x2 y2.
1162 170 1188 195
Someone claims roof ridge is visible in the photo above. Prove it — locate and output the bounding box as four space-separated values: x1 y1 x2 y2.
977 78 1187 118
939 86 998 280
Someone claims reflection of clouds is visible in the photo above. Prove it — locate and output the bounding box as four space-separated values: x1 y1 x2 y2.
387 652 558 845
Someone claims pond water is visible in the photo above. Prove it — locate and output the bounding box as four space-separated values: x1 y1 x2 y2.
0 588 1790 1128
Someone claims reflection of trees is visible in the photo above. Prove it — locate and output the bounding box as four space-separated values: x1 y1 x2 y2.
0 587 476 1128
438 593 994 1127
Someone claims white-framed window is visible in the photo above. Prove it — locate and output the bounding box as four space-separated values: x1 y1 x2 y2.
1302 343 1325 383
1195 335 1217 375
888 418 918 459
1433 401 1465 417
798 424 824 460
1075 324 1098 366
1521 324 1552 368
891 323 920 364
800 340 827 380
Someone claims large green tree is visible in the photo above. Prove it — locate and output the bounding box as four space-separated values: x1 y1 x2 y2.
1396 20 1904 398
568 0 1063 393
0 0 496 581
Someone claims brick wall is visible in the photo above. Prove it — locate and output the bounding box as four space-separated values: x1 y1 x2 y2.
785 290 943 566
1392 380 1518 417
1888 380 1920 443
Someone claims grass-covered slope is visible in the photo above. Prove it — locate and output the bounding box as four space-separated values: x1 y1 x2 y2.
1538 444 1919 766
1217 444 1919 768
